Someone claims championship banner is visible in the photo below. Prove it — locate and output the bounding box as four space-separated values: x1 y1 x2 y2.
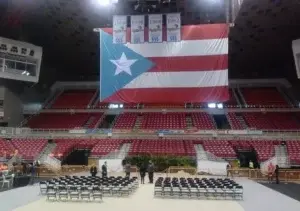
131 15 145 44
113 15 127 44
166 13 181 42
148 14 163 43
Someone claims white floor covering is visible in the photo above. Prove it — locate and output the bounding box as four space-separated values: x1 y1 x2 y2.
1 176 300 211
12 183 244 211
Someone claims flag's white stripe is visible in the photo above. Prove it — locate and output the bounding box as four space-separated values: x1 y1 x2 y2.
125 38 228 58
123 70 228 89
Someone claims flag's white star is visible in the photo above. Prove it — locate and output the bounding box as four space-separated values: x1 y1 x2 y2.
110 53 137 76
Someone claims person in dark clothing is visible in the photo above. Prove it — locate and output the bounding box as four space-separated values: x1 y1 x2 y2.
29 163 35 185
102 161 107 178
140 163 147 184
148 160 154 184
125 162 131 178
90 165 98 177
275 165 279 184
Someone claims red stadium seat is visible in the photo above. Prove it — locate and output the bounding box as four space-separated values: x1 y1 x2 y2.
27 113 103 129
140 113 186 130
51 90 96 109
241 87 289 107
191 113 216 129
11 139 47 161
113 113 138 129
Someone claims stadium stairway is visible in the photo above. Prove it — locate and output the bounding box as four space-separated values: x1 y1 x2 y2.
194 144 228 175
133 115 143 130
185 114 193 129
276 86 294 107
37 141 56 162
275 145 290 168
236 113 248 129
87 89 99 108
98 143 131 174
102 143 131 160
232 88 242 106
40 153 62 176
194 144 208 160
236 87 247 106
43 89 64 109
83 116 96 128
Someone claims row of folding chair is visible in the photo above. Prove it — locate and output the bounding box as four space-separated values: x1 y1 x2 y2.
40 176 139 200
154 177 243 200
46 185 103 202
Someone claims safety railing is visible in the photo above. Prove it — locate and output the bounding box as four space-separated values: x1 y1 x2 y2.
228 168 300 181
2 126 300 138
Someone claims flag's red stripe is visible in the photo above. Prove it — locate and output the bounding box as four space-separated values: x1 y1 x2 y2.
102 87 229 103
102 24 228 42
148 55 228 72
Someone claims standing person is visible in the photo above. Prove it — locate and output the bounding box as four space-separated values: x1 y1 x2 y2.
34 160 40 177
29 163 36 185
226 163 231 177
90 165 98 177
267 162 274 183
102 161 107 178
275 165 280 184
125 162 131 178
148 160 154 184
140 162 147 184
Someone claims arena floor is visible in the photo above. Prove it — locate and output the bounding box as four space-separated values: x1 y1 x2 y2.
1 175 300 211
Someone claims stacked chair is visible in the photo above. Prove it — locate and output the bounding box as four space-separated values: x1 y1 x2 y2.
40 176 138 202
154 177 243 200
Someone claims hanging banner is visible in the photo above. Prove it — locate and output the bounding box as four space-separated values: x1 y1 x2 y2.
166 13 181 42
112 15 127 44
148 14 163 43
131 15 145 44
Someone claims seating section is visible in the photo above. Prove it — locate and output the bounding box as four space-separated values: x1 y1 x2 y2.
242 113 274 130
241 87 288 107
51 139 80 159
90 140 123 157
250 140 279 162
226 113 245 130
230 140 252 151
202 140 236 159
154 177 243 200
243 113 300 130
286 141 300 165
129 139 195 156
51 90 96 109
141 113 186 129
0 139 15 158
113 113 137 129
27 113 102 129
11 139 47 161
191 113 216 129
143 103 185 108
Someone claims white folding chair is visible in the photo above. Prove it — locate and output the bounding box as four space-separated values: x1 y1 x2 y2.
2 174 10 188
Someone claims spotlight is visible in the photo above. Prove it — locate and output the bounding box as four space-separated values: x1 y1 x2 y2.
208 103 216 108
217 103 223 109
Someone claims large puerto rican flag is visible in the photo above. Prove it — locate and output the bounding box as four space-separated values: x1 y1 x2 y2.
100 24 229 103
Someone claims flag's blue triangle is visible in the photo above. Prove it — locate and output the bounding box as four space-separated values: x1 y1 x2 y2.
99 31 154 101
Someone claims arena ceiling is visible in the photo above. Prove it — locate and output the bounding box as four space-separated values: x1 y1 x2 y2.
0 0 300 84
